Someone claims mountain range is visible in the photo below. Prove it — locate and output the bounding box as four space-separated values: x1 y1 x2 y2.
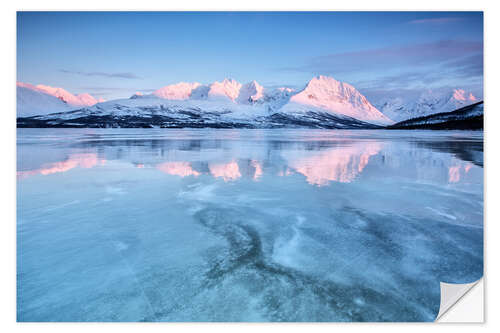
375 89 479 122
16 76 481 129
388 101 483 130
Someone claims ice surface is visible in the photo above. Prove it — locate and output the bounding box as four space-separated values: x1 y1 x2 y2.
17 129 483 322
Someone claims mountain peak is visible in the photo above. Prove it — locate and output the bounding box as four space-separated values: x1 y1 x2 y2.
286 76 393 125
237 80 264 104
208 79 242 101
248 80 261 87
303 75 358 96
153 82 201 100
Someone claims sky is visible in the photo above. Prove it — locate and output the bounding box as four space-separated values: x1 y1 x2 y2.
17 11 483 102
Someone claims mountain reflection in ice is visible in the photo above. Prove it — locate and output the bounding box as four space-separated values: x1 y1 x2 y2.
209 161 242 181
17 153 106 178
448 162 474 183
156 161 201 178
17 129 483 322
281 142 382 185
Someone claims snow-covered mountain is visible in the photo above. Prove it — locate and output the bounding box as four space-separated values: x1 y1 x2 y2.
376 89 479 122
17 84 73 117
236 80 264 104
146 76 392 125
281 76 392 125
18 76 395 128
18 76 394 128
388 101 483 130
207 78 243 102
150 79 266 105
152 82 201 100
17 77 485 129
17 82 104 117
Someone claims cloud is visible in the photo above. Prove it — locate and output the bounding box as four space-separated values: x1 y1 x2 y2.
408 17 464 24
281 40 483 75
80 86 155 92
359 88 424 104
355 53 483 91
260 83 300 90
60 69 142 79
444 53 483 78
76 86 156 99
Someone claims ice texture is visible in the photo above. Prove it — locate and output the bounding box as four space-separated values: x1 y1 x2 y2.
17 129 483 322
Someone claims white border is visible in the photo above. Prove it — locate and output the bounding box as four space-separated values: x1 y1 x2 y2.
2 1 497 331
438 279 484 322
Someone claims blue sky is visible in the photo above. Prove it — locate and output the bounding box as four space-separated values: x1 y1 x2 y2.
17 11 483 101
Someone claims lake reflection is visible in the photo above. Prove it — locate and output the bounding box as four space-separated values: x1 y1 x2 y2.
17 129 483 322
17 129 482 186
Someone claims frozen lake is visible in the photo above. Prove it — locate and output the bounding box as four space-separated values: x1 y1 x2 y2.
17 128 483 322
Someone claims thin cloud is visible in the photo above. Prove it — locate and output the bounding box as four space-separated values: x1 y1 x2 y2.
260 83 300 90
77 86 156 99
280 40 483 75
408 17 464 24
355 54 483 91
80 86 155 92
60 69 142 79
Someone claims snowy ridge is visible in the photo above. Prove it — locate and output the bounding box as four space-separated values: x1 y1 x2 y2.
17 82 104 117
21 82 104 107
18 75 396 128
142 76 392 125
18 77 483 128
151 79 266 104
236 80 264 104
388 101 483 130
208 78 243 101
17 85 74 117
152 82 201 100
377 89 479 122
20 76 482 128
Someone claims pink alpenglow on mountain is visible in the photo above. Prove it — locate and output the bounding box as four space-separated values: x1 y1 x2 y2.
452 89 477 102
34 84 102 107
147 76 393 125
77 93 105 105
153 79 266 104
17 82 103 117
283 76 394 125
153 82 202 100
208 79 243 102
18 76 404 126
